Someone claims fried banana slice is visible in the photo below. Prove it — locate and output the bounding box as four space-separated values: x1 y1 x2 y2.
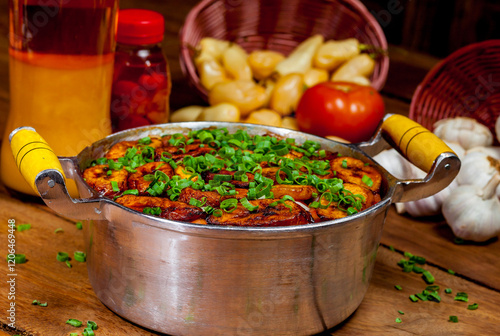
178 187 248 208
271 184 316 201
316 182 374 220
330 157 382 193
128 161 175 195
115 195 205 222
207 199 313 227
105 137 163 160
83 164 128 197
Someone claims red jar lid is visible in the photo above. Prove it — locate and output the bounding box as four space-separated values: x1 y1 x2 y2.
117 9 165 45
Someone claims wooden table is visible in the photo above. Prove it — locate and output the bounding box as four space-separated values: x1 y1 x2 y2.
1 1 500 335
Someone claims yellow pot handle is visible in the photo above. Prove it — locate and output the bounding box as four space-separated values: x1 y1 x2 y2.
9 127 64 193
381 114 455 173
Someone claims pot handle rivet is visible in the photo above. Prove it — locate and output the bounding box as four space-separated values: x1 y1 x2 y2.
47 179 55 188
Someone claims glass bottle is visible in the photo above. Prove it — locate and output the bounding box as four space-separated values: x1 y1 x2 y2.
2 0 118 196
110 9 171 132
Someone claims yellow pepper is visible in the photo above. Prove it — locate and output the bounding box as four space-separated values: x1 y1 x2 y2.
194 37 230 66
245 109 282 127
170 105 204 122
247 50 285 80
303 68 329 88
222 44 253 81
331 54 375 85
197 59 230 91
270 73 304 116
274 34 324 76
313 38 360 71
196 103 240 122
208 80 267 117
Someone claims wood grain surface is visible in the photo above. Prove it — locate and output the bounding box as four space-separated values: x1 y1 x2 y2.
0 0 499 335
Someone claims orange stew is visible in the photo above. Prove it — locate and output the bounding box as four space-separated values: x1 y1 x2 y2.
83 128 382 226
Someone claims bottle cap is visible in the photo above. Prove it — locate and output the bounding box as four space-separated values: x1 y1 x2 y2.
117 9 165 45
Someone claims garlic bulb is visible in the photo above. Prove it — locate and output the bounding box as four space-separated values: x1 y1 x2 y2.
433 117 493 149
442 173 500 242
457 150 500 197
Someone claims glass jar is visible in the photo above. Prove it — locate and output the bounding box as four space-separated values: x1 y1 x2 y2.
110 9 171 133
1 0 118 197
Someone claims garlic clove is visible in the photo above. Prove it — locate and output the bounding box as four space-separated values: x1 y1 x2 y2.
433 117 493 150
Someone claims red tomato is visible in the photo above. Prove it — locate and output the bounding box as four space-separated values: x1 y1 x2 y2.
295 82 385 143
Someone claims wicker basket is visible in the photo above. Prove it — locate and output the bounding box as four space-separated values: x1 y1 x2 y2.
409 39 500 145
179 0 389 100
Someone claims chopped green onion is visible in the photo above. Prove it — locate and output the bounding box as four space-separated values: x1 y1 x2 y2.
389 245 395 252
87 321 98 330
57 252 69 262
65 260 72 268
427 291 441 302
32 300 48 307
143 207 162 216
453 237 464 244
415 292 428 301
16 223 31 232
70 333 78 336
445 288 452 294
410 255 426 264
122 189 139 196
412 265 425 274
6 254 26 264
342 159 347 168
66 319 83 327
448 269 456 275
409 295 418 302
398 310 404 315
422 270 435 284
467 303 478 310
83 329 95 336
138 136 151 145
220 199 238 213
110 180 120 192
361 175 373 187
240 198 259 212
74 251 87 263
76 221 83 230
214 174 232 182
449 316 459 323
394 285 402 291
454 292 469 302
395 317 402 323
54 228 64 234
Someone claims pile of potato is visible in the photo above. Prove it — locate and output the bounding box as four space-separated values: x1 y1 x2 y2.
171 35 377 129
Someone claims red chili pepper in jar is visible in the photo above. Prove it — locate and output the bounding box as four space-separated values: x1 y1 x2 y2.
110 9 171 132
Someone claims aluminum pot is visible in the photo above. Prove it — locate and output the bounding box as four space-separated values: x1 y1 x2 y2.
9 114 459 336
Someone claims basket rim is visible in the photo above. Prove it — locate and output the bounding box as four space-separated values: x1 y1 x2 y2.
178 0 390 100
409 39 500 124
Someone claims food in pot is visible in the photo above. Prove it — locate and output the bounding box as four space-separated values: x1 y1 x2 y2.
82 128 382 226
